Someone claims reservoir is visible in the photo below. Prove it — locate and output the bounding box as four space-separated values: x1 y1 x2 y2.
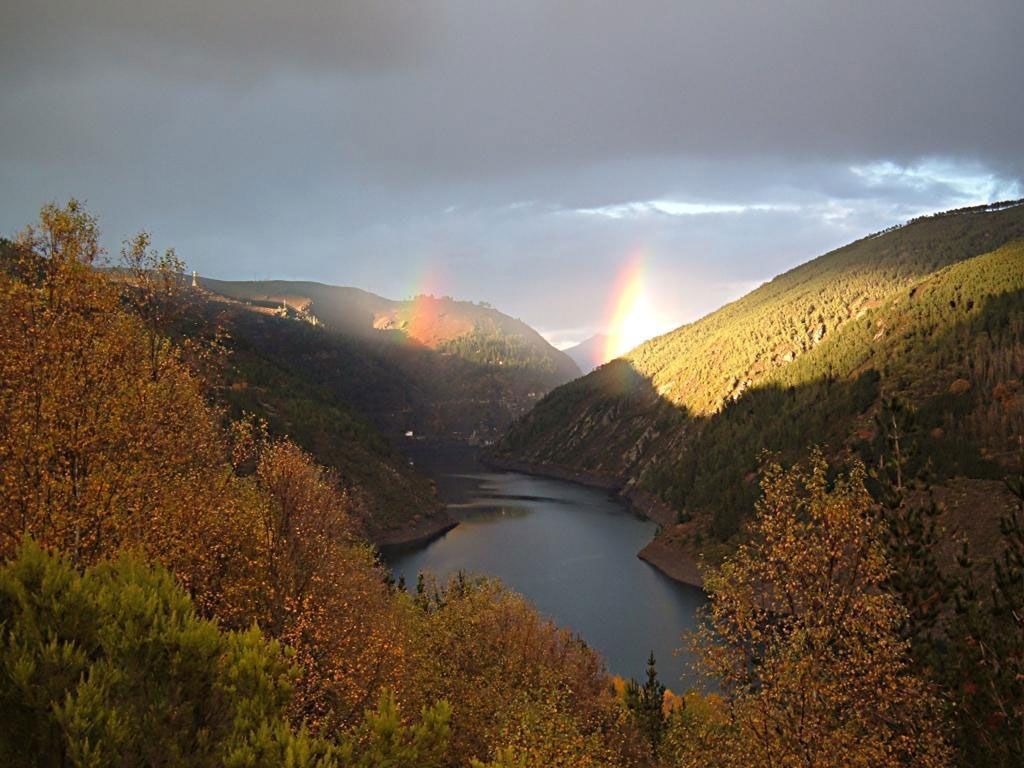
385 446 707 688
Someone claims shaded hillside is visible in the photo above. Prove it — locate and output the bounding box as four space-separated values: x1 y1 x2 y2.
168 279 581 539
201 278 579 383
191 284 576 443
498 201 1024 572
201 318 447 544
565 333 610 373
78 274 445 546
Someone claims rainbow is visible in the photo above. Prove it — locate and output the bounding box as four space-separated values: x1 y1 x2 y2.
401 259 448 343
603 252 661 362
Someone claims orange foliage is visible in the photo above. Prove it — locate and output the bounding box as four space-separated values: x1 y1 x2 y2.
405 576 645 767
0 202 404 733
236 426 407 730
0 202 645 764
694 451 950 768
0 201 250 614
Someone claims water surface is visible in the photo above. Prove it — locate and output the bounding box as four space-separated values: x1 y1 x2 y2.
386 451 706 686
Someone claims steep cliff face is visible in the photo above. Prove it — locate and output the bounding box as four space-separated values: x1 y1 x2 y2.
497 202 1024 578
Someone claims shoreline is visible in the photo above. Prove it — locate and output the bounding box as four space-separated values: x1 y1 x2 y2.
483 453 706 589
370 510 459 550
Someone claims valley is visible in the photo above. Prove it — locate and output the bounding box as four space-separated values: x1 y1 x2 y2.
5 196 1023 767
382 443 706 684
7 4 1024 763
497 201 1024 583
171 200 1024 590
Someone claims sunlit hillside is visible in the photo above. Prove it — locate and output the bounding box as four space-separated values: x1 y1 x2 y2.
499 200 1024 552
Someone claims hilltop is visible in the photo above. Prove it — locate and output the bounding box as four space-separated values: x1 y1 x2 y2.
496 201 1024 582
201 278 579 380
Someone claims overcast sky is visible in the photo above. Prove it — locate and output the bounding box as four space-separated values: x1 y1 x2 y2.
2 1 1022 346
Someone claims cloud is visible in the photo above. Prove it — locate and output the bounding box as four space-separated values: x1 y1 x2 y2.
850 160 1023 204
1 2 1022 346
4 1 1022 180
0 2 437 82
573 200 800 219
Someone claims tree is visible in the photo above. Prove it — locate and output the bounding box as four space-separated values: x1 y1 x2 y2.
0 539 456 768
119 231 187 379
232 421 408 732
660 691 729 768
870 397 953 673
947 449 1024 766
693 450 949 768
336 691 450 768
404 574 640 767
0 201 251 617
0 539 329 767
624 652 666 752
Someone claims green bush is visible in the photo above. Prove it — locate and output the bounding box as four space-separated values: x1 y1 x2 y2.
0 540 453 768
0 539 321 767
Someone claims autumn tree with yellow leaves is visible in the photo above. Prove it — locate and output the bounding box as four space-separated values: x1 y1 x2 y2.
693 450 950 768
234 422 408 730
0 202 415 733
405 574 647 768
0 202 645 766
0 200 250 612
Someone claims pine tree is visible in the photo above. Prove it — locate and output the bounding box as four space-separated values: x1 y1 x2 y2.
949 448 1024 766
870 397 953 674
639 651 667 750
336 691 450 768
624 652 666 753
0 540 320 767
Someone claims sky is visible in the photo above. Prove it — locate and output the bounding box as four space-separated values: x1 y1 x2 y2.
2 1 1022 349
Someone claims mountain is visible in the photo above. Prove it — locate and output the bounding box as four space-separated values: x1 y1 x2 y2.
173 279 579 543
495 200 1024 582
195 279 579 440
564 334 609 373
201 278 579 378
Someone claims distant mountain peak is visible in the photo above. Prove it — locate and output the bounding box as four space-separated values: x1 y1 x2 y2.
564 334 610 374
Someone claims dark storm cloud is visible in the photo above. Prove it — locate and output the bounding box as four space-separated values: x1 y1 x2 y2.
2 1 1022 343
0 2 436 80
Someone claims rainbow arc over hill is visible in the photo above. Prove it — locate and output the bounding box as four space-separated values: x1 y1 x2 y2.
603 253 664 362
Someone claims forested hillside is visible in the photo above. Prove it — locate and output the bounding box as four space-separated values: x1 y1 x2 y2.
499 201 1024 564
135 272 582 543
96 255 450 545
198 277 580 440
179 301 448 544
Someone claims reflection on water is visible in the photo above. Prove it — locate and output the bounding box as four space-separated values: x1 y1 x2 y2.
445 503 532 522
386 470 707 687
